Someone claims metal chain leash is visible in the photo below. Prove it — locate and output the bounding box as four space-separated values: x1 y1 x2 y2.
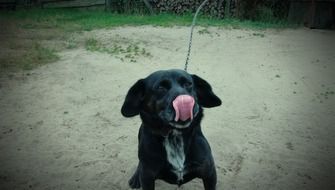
184 0 209 72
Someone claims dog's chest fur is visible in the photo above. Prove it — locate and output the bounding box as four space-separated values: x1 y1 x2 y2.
163 130 185 181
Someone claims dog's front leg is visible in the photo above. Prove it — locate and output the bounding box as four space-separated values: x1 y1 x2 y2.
202 168 217 190
129 162 155 190
139 171 155 190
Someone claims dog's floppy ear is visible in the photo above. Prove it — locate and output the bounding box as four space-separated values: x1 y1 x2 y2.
192 75 222 108
121 79 145 117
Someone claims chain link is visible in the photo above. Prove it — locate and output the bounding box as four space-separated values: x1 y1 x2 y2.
184 0 209 72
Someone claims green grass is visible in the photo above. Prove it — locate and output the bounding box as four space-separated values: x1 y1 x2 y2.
85 38 151 62
0 8 297 72
198 28 211 35
23 43 59 69
85 38 101 51
0 43 59 71
0 8 296 31
252 32 265 38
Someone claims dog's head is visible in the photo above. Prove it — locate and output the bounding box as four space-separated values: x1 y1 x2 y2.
121 69 221 130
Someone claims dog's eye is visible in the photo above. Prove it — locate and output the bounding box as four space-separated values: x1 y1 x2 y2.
157 80 171 91
179 77 192 89
184 81 192 88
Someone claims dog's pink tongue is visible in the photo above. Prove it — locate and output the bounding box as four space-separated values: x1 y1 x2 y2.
172 95 195 122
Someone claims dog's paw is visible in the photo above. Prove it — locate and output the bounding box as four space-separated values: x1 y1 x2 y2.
128 173 141 189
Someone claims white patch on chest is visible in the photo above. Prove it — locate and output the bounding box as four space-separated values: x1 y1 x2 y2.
163 130 185 181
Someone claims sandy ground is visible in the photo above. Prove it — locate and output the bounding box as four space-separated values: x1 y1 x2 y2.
0 26 335 190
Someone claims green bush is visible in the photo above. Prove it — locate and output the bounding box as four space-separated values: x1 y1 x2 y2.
255 6 275 22
234 0 289 21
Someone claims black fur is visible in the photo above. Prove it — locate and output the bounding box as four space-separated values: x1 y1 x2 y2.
121 69 221 190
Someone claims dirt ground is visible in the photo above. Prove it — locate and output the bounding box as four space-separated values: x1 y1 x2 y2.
0 26 335 190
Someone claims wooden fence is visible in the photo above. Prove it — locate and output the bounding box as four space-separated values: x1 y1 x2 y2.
0 0 153 12
41 0 106 9
288 0 335 28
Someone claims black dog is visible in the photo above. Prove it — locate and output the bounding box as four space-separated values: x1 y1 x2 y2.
121 69 221 190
